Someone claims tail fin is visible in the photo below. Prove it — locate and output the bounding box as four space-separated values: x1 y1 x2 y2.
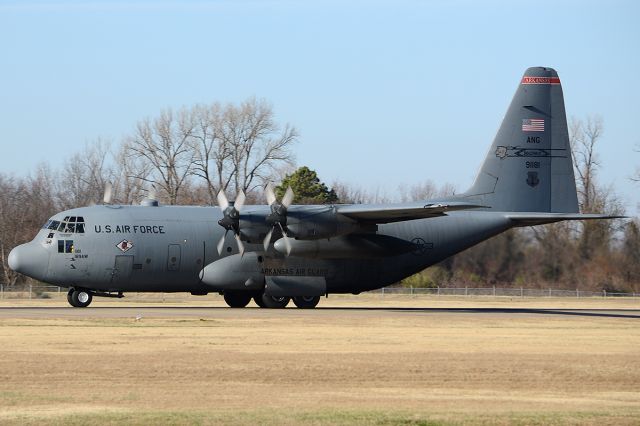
461 67 578 213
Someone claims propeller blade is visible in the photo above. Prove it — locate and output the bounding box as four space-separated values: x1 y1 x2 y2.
263 228 273 252
282 186 294 208
103 182 113 204
235 190 246 210
217 230 228 255
149 186 157 201
217 190 229 210
265 183 277 206
235 234 245 257
277 222 292 255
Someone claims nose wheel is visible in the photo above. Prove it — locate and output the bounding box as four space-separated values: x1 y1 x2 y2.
67 288 93 308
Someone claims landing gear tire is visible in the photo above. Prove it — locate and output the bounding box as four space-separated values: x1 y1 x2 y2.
69 289 93 308
223 292 252 308
293 296 321 309
260 294 290 309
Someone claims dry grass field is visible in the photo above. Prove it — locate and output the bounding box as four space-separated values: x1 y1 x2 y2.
0 295 638 425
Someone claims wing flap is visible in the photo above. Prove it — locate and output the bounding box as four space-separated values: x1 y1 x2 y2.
506 212 626 226
336 202 486 224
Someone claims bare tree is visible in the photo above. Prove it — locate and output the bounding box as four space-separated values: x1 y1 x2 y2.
632 145 640 183
570 116 624 260
0 166 56 286
189 103 229 204
55 139 114 209
127 99 297 205
0 175 26 286
570 116 603 213
398 180 457 202
127 109 197 205
221 98 297 195
331 180 369 204
112 141 153 205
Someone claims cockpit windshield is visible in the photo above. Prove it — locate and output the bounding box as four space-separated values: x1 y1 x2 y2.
43 216 85 234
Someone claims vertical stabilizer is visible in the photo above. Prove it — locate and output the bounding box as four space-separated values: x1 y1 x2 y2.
461 67 578 213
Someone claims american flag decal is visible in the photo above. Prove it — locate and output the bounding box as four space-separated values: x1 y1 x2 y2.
522 119 544 132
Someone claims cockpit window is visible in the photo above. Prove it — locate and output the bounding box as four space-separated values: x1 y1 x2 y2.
43 220 61 230
45 217 86 234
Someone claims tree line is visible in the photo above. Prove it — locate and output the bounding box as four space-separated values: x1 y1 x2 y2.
0 100 637 292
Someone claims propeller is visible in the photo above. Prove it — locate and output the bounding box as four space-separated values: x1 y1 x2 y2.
103 182 113 204
263 183 294 255
216 190 246 256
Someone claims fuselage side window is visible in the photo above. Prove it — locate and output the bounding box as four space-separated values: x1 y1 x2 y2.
65 240 74 253
58 240 64 253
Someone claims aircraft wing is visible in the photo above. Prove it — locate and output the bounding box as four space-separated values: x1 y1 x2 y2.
336 202 486 224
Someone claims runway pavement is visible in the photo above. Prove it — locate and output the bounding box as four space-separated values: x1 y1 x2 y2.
0 305 638 319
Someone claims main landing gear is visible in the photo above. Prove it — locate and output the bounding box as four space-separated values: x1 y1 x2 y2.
223 291 321 309
67 288 93 308
292 295 321 309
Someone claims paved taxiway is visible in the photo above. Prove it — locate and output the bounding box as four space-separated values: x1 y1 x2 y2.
0 306 638 319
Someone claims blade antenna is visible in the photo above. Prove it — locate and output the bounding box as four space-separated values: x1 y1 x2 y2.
103 182 113 204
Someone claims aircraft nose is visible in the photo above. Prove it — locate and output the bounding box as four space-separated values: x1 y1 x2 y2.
8 243 49 280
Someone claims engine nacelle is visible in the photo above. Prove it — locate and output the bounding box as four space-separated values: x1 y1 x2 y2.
273 233 417 258
285 206 360 240
237 205 363 243
199 253 264 290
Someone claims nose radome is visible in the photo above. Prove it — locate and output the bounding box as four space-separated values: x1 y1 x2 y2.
8 246 21 272
8 243 49 280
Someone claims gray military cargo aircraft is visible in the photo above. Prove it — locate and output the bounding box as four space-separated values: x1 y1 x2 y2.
8 67 620 308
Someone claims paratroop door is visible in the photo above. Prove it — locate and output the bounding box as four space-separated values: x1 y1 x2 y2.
112 255 133 284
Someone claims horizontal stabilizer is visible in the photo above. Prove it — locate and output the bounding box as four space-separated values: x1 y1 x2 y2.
337 202 487 224
506 212 626 227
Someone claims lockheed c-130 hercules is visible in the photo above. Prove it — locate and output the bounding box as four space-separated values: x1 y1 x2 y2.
9 67 620 308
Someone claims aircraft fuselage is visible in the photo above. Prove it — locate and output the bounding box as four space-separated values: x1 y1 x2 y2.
14 204 511 295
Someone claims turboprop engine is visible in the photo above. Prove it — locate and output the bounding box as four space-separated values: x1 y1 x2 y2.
216 185 364 256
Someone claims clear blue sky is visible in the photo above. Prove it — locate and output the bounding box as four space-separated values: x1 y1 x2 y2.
1 0 639 213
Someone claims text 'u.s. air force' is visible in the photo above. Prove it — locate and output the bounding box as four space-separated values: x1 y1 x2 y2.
94 224 166 234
